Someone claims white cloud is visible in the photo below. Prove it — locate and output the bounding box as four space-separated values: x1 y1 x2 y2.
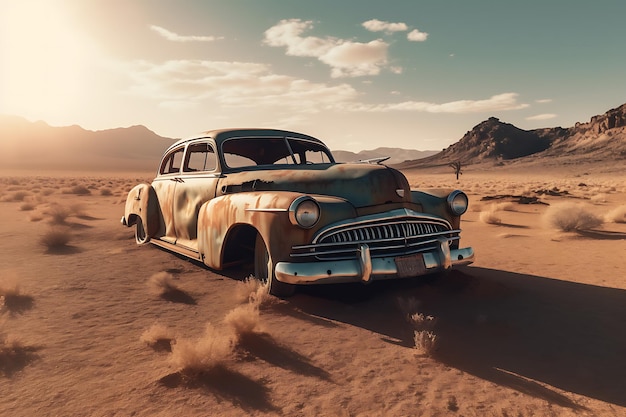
526 113 557 120
362 19 408 33
263 19 337 57
407 29 429 42
319 39 389 78
122 58 527 118
150 25 223 42
124 59 359 112
264 19 391 78
535 98 553 104
350 93 528 114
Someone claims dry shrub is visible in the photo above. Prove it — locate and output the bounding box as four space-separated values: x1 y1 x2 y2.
398 298 438 356
224 303 261 340
0 279 21 301
544 203 603 232
29 213 44 222
39 227 72 250
414 330 438 356
0 285 17 300
63 185 91 195
498 202 517 212
605 205 626 224
233 277 272 306
12 191 29 201
409 313 438 356
147 272 179 295
0 331 24 358
19 202 36 211
170 323 234 375
100 188 113 196
479 208 501 225
44 204 71 224
140 324 174 350
409 312 437 329
0 278 33 314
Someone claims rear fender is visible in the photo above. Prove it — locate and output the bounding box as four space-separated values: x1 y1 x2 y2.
124 184 160 239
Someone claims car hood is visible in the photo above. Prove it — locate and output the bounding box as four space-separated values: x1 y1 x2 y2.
219 163 410 208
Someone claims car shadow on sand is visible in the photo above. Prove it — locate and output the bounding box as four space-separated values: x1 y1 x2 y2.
292 267 626 408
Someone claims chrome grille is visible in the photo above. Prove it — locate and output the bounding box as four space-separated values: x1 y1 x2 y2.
291 217 459 261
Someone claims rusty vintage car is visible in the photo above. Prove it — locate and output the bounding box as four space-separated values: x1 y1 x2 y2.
121 128 474 296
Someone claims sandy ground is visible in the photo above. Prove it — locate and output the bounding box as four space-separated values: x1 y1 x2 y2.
1 168 626 417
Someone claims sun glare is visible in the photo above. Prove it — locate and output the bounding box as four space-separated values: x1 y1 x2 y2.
0 1 96 122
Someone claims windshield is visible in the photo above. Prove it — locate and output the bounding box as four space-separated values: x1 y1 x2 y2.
222 136 334 168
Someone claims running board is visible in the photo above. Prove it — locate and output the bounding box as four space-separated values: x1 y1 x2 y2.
150 238 202 261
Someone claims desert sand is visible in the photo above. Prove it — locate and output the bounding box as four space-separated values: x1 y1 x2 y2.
1 167 626 417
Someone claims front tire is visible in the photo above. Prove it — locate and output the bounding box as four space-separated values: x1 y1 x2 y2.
254 234 295 297
135 216 149 245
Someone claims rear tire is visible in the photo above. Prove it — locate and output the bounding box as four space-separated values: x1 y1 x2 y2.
135 216 149 245
254 234 295 297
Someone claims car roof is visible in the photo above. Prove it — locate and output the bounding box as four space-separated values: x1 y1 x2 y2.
164 128 326 154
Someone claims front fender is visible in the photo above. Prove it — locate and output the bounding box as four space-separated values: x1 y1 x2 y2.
124 184 160 239
411 188 461 229
197 191 356 269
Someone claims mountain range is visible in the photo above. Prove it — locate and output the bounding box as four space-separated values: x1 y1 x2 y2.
0 115 433 172
2 102 625 172
398 103 626 169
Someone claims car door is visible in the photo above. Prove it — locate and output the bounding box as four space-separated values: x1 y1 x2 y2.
152 145 185 243
171 141 220 250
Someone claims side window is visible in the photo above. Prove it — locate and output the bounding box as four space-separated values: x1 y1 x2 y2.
159 148 184 175
303 150 330 164
184 143 217 172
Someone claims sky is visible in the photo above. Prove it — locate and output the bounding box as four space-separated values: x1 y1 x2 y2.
1 0 625 152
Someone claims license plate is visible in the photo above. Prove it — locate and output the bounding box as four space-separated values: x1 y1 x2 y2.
395 253 426 278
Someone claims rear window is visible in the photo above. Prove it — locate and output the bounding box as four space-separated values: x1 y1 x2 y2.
159 147 184 174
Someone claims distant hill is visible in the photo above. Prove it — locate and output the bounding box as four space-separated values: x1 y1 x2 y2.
397 103 626 169
0 115 175 172
0 116 435 172
333 147 437 165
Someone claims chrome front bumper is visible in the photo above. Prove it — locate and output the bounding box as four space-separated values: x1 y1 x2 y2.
275 241 474 285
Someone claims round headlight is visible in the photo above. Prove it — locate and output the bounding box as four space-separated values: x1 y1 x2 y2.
447 190 468 216
289 197 320 228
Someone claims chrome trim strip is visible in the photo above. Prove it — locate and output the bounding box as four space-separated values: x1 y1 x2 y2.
245 208 287 212
293 230 460 251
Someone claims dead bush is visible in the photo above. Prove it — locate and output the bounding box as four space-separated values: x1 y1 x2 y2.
140 324 175 351
169 323 234 375
479 208 501 225
147 272 179 295
44 204 71 225
605 205 626 224
63 185 91 195
233 277 272 307
224 303 261 341
39 227 72 250
414 330 438 356
19 202 36 211
544 203 603 232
